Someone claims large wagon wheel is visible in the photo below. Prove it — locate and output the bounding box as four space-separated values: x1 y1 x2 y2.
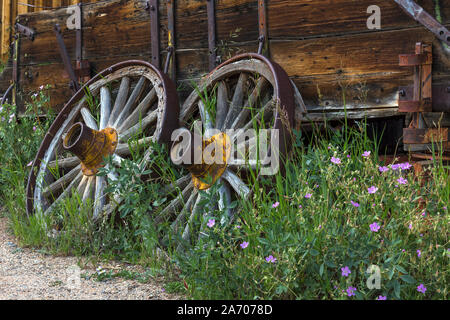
154 53 296 250
26 60 179 219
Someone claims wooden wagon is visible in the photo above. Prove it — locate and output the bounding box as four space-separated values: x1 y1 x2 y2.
0 0 449 248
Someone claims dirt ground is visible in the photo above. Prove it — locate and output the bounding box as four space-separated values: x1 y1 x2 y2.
0 216 182 300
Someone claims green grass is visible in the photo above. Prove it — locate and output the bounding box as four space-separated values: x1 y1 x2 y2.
0 88 448 300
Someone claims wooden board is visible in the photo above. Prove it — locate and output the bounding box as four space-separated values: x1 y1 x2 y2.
1 0 449 124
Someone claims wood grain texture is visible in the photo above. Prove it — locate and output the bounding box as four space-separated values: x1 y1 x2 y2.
1 0 449 125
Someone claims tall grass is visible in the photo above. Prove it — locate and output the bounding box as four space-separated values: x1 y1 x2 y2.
1 87 448 300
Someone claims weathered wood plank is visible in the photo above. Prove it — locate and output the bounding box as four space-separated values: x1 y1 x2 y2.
268 0 450 40
2 0 450 124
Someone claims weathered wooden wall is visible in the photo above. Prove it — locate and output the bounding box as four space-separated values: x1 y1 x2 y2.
0 0 449 125
0 1 103 62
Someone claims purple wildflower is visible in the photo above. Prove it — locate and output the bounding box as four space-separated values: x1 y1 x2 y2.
207 219 215 228
376 295 387 300
305 193 312 199
408 223 412 230
331 157 341 165
27 161 33 167
368 186 378 194
417 249 421 258
400 162 412 170
350 200 360 208
272 202 280 208
240 241 249 249
346 286 357 297
341 266 351 277
378 166 389 173
417 284 427 294
397 177 408 185
265 255 277 263
362 151 371 157
370 222 381 232
391 164 401 170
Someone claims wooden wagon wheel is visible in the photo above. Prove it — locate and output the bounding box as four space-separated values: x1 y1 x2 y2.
154 53 296 250
26 60 179 219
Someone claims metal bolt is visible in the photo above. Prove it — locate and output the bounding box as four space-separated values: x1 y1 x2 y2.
399 89 406 97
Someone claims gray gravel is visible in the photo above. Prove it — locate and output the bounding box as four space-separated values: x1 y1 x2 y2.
0 216 182 300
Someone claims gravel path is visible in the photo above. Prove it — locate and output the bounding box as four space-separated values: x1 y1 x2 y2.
0 216 182 300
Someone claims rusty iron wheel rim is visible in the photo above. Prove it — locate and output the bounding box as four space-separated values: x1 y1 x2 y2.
26 60 179 218
154 53 295 250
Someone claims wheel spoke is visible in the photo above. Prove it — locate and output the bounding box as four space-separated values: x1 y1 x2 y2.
99 86 112 130
160 174 192 198
227 159 258 170
82 176 95 203
115 136 154 156
198 100 213 133
80 107 98 130
119 110 157 143
231 77 268 129
218 179 233 219
43 172 83 215
215 81 229 130
108 76 130 127
178 193 203 250
154 181 194 224
48 156 80 170
222 169 251 199
93 175 106 219
222 72 249 130
170 191 197 234
77 175 89 196
113 76 146 129
118 88 156 133
43 164 81 198
239 98 274 132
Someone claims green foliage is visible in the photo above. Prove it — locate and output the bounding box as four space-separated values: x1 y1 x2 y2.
174 124 449 300
1 87 448 300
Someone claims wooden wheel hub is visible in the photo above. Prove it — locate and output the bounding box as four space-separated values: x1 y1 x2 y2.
63 122 118 176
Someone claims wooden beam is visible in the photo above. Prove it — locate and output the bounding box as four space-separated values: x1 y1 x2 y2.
18 1 29 15
1 0 12 61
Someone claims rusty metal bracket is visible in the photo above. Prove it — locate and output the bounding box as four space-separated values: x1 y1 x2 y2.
165 0 176 80
207 0 217 71
399 84 450 112
15 23 35 41
258 0 268 56
398 43 432 114
54 24 80 93
394 0 450 46
147 0 160 69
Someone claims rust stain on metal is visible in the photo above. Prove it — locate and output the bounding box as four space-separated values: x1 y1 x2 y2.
149 0 160 68
63 122 118 176
258 0 268 56
394 0 450 45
